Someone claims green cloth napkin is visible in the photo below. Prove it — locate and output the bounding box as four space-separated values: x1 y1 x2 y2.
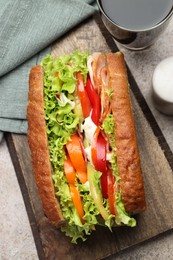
0 0 97 142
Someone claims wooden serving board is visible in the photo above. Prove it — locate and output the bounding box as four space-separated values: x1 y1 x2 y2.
6 15 173 260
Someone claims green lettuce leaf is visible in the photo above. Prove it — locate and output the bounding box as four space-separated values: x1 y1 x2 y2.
42 50 103 243
102 114 136 227
115 192 136 227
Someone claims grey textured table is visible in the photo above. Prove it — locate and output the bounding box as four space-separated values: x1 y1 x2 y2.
1 15 173 260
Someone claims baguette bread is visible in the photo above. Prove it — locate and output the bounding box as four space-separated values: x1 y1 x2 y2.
27 65 65 227
107 52 146 213
27 51 146 242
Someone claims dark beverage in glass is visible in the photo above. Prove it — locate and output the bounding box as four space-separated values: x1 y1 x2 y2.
97 0 173 50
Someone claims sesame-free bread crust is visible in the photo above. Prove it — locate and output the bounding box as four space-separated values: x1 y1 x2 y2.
107 52 146 214
27 65 65 227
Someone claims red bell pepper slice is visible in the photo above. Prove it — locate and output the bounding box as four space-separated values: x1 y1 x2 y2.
64 155 85 224
85 76 101 125
66 134 87 184
107 168 116 215
64 155 76 184
69 185 85 224
76 72 92 118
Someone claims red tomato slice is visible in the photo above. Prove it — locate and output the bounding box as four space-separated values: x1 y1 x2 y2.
91 127 108 198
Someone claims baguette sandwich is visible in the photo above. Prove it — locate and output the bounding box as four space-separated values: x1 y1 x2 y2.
27 50 146 243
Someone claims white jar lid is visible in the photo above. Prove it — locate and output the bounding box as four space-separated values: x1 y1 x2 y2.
152 56 173 115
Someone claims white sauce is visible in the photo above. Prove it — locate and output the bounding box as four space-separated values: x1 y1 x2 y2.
84 146 93 165
81 115 97 145
81 115 113 166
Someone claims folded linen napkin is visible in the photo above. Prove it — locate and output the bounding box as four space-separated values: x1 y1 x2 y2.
0 0 97 142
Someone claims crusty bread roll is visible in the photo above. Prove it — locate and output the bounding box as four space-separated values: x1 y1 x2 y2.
27 65 65 227
107 52 146 213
